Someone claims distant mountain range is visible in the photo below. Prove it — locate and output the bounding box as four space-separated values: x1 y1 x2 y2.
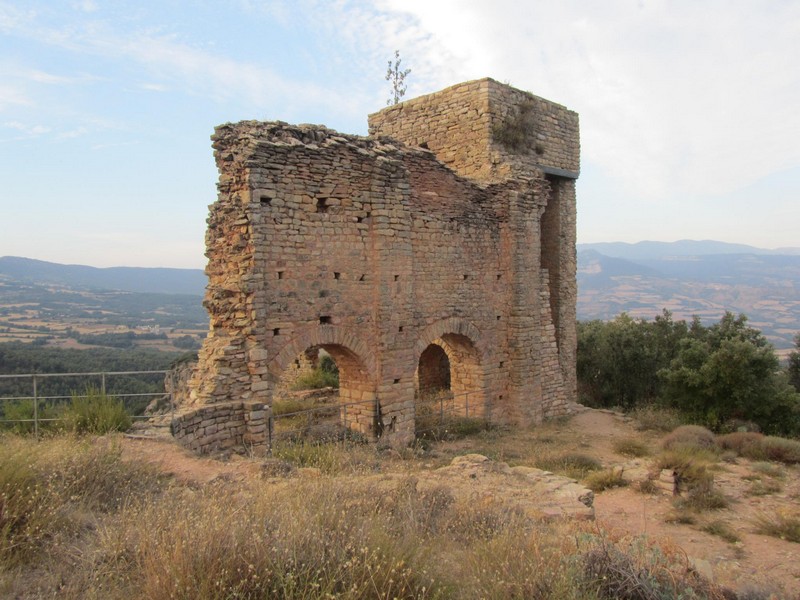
576 241 800 350
578 239 800 259
2 240 799 349
0 256 206 296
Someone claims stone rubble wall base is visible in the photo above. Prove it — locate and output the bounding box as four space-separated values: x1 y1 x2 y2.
171 401 269 456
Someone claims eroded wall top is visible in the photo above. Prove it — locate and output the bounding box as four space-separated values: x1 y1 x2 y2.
368 78 579 184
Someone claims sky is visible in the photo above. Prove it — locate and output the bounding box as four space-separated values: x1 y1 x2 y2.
1 0 798 268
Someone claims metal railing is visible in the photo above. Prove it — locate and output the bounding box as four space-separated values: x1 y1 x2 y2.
268 389 486 447
1 370 487 448
0 370 171 437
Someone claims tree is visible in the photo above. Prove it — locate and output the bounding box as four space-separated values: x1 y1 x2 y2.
660 312 800 434
788 333 800 392
576 310 687 409
386 50 410 105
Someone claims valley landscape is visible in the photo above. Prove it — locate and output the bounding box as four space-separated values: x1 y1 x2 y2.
2 239 798 354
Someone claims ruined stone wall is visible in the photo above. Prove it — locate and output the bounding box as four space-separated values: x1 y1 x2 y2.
171 401 268 455
182 79 579 453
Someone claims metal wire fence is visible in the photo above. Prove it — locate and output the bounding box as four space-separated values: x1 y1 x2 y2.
0 370 171 436
1 370 486 447
269 389 486 445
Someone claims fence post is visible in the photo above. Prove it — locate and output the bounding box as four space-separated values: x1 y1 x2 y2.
33 375 39 440
101 372 106 395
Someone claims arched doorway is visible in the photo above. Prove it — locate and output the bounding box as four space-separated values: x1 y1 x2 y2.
414 328 486 437
417 343 451 397
268 327 377 440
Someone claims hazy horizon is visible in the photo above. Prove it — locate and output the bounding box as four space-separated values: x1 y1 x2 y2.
3 237 800 270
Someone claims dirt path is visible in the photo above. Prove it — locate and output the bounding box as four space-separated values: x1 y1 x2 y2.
120 409 800 596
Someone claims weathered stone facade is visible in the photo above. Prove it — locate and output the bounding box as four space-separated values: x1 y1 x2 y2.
182 78 579 452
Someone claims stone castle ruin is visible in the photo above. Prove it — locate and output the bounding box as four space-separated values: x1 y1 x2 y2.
173 78 580 453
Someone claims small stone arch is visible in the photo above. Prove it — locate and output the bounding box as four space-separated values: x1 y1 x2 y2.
268 325 376 382
413 317 488 420
413 317 487 361
267 325 377 437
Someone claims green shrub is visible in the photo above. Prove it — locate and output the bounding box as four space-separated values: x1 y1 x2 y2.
291 366 339 390
61 387 131 434
271 395 318 416
0 399 63 434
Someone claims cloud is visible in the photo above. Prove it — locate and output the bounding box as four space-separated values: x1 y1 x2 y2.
139 82 168 92
3 120 51 136
377 0 800 202
71 0 97 12
0 84 30 110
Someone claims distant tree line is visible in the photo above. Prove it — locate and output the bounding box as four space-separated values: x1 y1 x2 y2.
65 330 168 349
0 343 187 417
578 311 800 436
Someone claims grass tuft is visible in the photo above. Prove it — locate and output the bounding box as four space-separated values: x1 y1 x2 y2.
584 468 628 492
62 387 132 434
0 433 162 567
753 511 800 543
535 452 602 480
629 404 684 432
613 437 651 457
702 520 740 543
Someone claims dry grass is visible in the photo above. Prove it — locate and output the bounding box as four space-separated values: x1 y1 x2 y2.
654 447 729 512
717 431 766 459
701 520 740 543
534 452 602 480
584 468 628 492
745 478 782 497
628 405 684 432
0 433 162 568
753 511 800 543
661 425 717 452
760 436 800 464
612 437 650 458
1 427 739 600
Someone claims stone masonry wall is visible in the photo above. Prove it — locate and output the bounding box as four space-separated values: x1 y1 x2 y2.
181 78 579 453
172 401 268 455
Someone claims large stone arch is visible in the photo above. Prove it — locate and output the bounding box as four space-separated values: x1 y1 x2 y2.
265 325 377 437
413 317 488 420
